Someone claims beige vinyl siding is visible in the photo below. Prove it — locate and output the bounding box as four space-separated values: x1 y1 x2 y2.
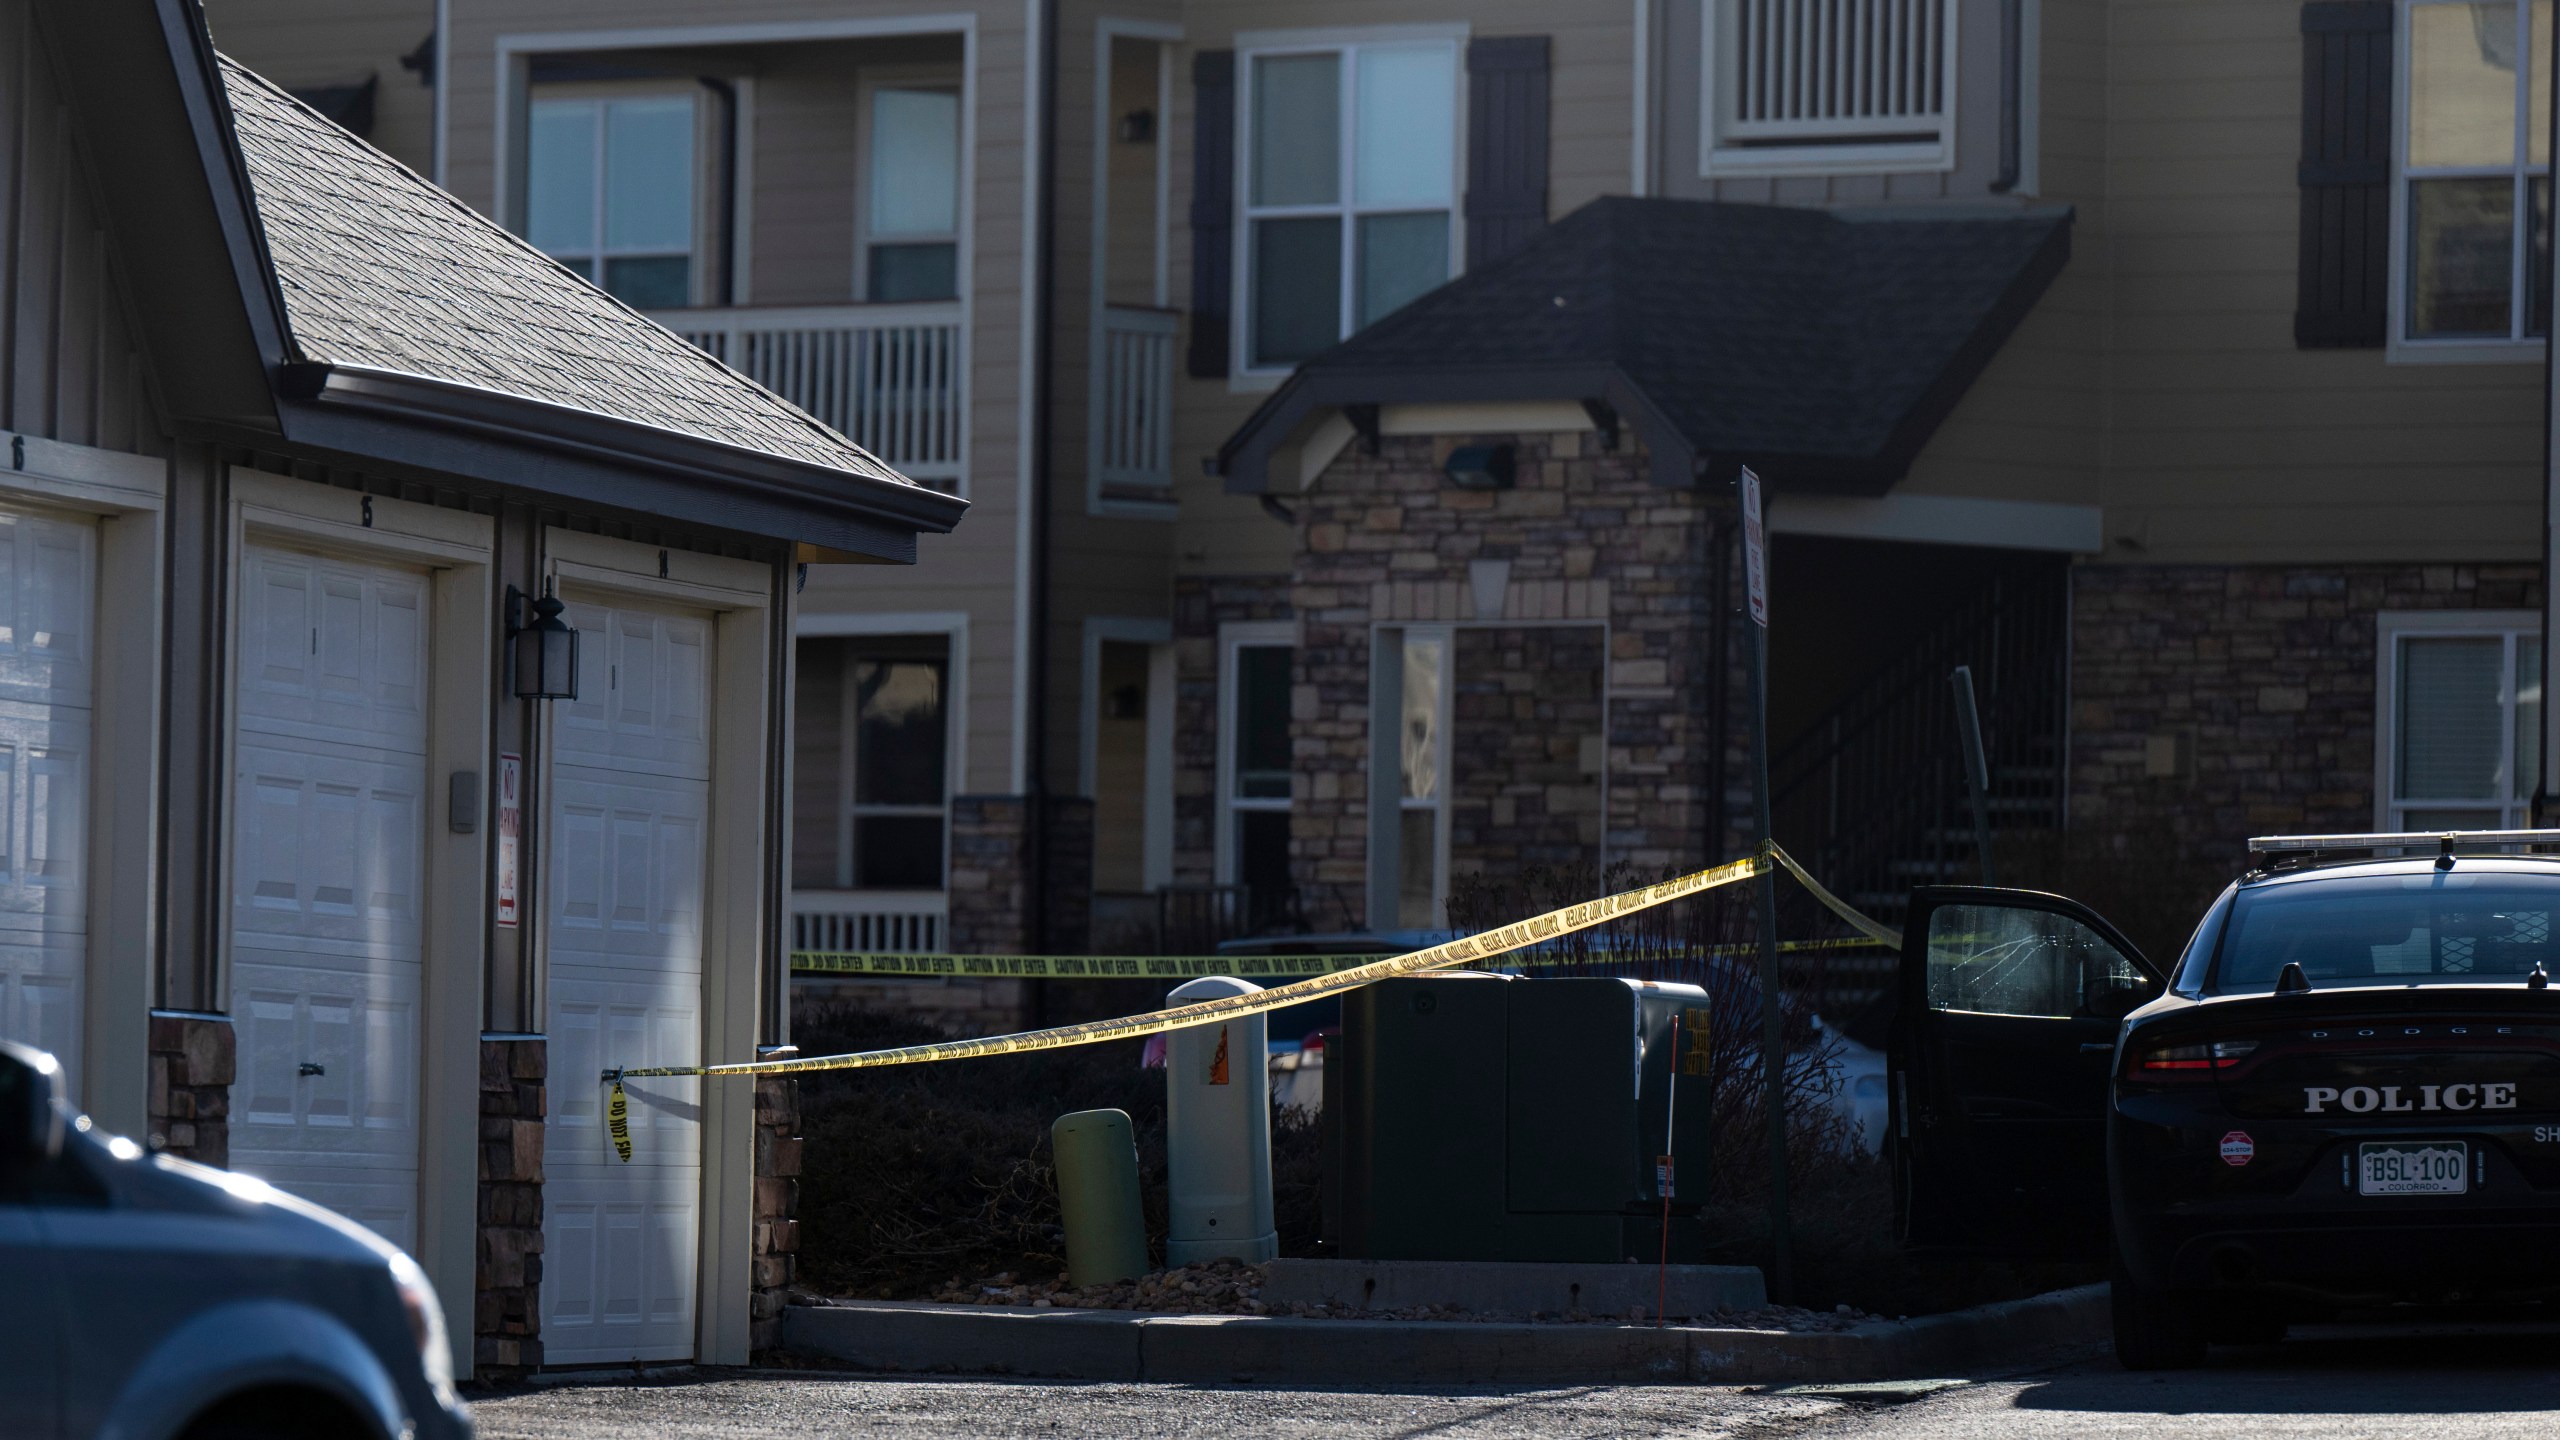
743 50 862 308
1166 0 1637 579
203 0 438 175
445 0 1032 793
2093 0 2537 565
1042 2 1180 791
0 0 161 456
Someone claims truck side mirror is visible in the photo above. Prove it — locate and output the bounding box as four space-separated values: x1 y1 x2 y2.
0 1044 66 1179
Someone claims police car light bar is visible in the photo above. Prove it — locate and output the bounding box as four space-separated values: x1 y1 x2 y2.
2246 829 2560 855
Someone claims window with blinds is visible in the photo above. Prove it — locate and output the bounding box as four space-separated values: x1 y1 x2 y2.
2384 618 2542 830
1702 0 1958 176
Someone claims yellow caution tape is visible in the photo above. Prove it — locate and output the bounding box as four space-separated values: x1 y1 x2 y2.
1769 847 1904 950
607 1080 632 1163
609 849 1772 1082
787 933 1889 981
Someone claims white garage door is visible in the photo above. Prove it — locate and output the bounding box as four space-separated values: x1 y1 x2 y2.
228 545 430 1251
542 596 713 1365
0 510 92 1097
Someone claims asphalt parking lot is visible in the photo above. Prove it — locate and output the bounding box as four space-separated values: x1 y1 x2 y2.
470 1324 2560 1439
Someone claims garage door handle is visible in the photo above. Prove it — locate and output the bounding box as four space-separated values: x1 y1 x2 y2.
299 1062 326 1077
2078 1043 2112 1054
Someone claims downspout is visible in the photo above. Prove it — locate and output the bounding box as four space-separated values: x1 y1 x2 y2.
1026 0 1061 965
699 77 740 305
1990 0 2022 193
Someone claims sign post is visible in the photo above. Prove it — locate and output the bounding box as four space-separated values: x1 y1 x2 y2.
1739 466 1792 1302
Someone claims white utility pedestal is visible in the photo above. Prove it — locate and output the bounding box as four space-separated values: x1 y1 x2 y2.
1163 975 1278 1264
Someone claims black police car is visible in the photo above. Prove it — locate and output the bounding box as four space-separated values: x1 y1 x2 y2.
1890 830 2560 1370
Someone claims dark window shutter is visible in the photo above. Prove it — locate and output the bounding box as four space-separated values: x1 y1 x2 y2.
2296 3 2393 348
1188 49 1235 378
1465 36 1551 267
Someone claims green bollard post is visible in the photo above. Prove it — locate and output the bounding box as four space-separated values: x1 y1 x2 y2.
1052 1108 1150 1288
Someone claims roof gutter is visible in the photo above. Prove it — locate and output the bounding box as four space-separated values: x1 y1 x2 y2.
276 361 969 536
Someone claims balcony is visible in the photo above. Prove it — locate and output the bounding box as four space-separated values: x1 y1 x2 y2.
651 301 966 492
791 888 947 955
1092 305 1177 503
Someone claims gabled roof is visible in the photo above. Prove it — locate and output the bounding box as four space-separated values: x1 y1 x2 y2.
29 0 963 560
220 56 923 497
1216 196 2071 495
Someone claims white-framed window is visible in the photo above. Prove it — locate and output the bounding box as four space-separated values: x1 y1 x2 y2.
2396 0 2553 351
1215 622 1296 919
2376 610 2542 830
861 79 963 302
793 635 953 891
1235 29 1463 375
526 91 699 308
1700 0 1958 178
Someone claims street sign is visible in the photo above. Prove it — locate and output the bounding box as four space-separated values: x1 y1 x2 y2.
1741 466 1768 628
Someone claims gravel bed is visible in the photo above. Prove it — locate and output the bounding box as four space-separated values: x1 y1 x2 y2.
835 1259 1884 1332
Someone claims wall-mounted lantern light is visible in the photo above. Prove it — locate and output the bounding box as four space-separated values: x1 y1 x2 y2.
1443 443 1515 492
507 583 580 701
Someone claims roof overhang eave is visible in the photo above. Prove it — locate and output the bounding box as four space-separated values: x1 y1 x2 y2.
1216 364 1699 492
278 361 970 541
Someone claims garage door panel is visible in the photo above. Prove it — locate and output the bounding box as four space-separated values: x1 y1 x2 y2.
237 549 429 755
0 937 81 1087
0 708 88 935
549 773 707 969
0 509 95 708
230 961 420 1149
0 505 93 1100
234 743 423 952
545 593 713 1366
555 601 709 776
229 543 428 1253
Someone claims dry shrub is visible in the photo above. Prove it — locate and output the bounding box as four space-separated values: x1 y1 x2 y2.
791 1002 1323 1298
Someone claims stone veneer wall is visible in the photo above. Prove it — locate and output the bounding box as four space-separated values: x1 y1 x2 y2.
750 1075 802 1354
1171 576 1296 890
2071 561 2544 875
1285 432 1737 927
476 1037 545 1374
1450 625 1608 878
947 794 1031 953
147 1012 231 1165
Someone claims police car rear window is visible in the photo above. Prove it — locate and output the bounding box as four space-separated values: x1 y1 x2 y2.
2212 874 2560 992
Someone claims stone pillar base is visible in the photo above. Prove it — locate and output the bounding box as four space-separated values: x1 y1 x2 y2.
147 1011 233 1166
476 1036 545 1377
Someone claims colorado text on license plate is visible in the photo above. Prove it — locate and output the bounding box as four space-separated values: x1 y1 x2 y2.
2357 1141 2468 1196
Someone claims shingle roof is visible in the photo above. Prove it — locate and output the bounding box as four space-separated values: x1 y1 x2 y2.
218 56 916 491
1220 196 2071 492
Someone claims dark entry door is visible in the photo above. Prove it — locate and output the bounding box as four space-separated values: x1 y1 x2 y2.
1891 886 2162 1258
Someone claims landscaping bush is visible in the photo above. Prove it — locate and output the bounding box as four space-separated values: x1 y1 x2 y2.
790 1002 1322 1299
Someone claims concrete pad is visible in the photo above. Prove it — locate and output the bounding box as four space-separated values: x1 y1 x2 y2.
780 1283 2111 1387
781 1301 1143 1381
1261 1257 1768 1317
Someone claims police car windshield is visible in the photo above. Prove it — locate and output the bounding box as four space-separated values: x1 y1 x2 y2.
2212 872 2560 992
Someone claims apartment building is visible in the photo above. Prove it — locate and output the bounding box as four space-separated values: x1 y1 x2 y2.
211 0 2552 994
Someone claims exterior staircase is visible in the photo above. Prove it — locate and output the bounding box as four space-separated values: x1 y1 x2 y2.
1769 568 2071 943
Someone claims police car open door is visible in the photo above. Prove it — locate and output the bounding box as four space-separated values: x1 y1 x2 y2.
1891 886 2163 1258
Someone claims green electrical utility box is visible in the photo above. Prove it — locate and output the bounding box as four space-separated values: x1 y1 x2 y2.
1322 974 1714 1264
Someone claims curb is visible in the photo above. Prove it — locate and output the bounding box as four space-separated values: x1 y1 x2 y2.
779 1283 2110 1386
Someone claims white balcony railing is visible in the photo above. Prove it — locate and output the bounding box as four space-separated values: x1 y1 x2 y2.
1093 305 1178 498
791 889 947 954
653 302 966 492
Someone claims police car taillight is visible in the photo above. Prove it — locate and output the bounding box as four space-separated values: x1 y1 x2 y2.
2126 1040 2257 1079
